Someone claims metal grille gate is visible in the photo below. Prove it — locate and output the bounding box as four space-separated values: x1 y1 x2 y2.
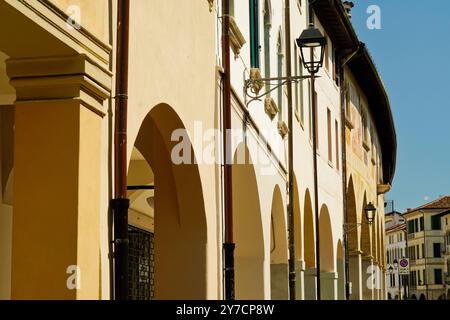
128 225 155 300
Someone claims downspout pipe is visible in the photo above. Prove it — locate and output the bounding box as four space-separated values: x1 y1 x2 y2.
339 45 360 300
221 0 235 300
111 0 130 300
284 0 297 300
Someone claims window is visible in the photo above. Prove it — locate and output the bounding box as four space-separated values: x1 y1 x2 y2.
421 243 425 259
434 269 443 285
249 0 260 68
420 216 424 232
362 111 368 145
433 243 442 258
263 0 271 89
411 271 416 286
431 215 442 230
335 120 340 170
294 43 304 125
332 49 338 86
277 30 283 120
345 83 351 119
327 109 332 162
128 225 155 300
409 245 416 260
298 55 304 124
407 220 414 234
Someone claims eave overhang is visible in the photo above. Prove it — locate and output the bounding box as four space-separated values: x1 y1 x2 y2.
311 0 359 55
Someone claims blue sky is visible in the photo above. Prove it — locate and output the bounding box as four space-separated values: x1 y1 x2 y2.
350 1 450 212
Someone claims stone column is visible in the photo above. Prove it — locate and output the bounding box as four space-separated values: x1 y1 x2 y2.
349 251 362 300
382 268 387 300
0 104 14 300
321 271 338 300
270 263 289 299
337 259 346 300
362 256 374 300
295 260 305 300
304 267 317 300
7 55 110 299
373 262 380 300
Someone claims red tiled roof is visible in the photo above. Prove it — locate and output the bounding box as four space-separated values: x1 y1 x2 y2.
386 223 406 234
403 196 450 215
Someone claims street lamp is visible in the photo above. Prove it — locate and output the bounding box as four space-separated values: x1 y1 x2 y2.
364 202 376 224
243 24 326 105
393 259 401 300
296 23 326 301
296 23 327 74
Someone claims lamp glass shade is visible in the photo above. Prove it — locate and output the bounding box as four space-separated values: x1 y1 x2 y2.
296 24 327 74
364 202 376 223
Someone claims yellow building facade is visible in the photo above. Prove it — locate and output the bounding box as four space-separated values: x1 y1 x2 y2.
0 0 396 300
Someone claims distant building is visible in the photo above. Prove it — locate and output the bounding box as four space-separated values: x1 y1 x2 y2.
385 210 405 229
437 209 450 299
385 211 407 300
403 196 450 300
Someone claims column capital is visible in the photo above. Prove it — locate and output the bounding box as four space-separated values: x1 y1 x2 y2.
320 271 339 280
349 249 363 257
295 260 306 271
362 255 374 262
304 268 317 276
6 54 111 116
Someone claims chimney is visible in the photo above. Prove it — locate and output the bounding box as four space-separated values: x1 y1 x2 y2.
343 1 354 19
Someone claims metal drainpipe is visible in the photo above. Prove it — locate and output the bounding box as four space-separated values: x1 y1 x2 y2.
339 61 350 300
111 0 130 300
284 0 297 300
339 46 359 300
221 0 235 300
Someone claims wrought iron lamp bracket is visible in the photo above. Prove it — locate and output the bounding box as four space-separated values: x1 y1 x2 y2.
244 75 315 108
343 221 373 234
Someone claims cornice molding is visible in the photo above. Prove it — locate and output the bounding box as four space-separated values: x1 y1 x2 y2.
7 55 111 116
5 0 111 67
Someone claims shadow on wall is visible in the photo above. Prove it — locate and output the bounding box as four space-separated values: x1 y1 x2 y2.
232 143 266 300
270 185 288 300
132 103 208 299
